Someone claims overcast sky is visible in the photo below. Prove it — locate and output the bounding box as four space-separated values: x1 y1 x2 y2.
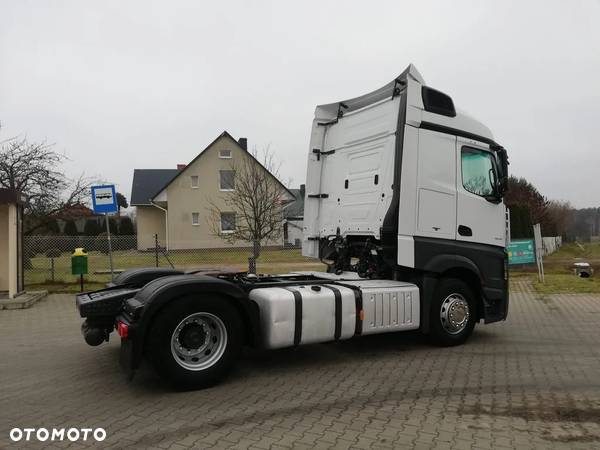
1 0 599 208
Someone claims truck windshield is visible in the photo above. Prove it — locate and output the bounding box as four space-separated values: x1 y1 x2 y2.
461 147 496 197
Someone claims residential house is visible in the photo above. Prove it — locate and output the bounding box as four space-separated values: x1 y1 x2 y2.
131 169 179 249
131 131 294 250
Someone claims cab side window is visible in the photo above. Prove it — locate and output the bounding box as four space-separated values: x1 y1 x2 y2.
461 147 495 197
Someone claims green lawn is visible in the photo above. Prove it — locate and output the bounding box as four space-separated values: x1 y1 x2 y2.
542 240 600 271
25 247 326 292
511 240 600 294
532 273 600 294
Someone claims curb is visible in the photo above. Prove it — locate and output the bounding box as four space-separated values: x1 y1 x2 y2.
0 291 48 310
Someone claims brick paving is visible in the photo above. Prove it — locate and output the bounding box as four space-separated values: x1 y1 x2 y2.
1 279 600 449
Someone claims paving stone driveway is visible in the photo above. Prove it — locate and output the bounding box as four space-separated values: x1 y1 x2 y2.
1 279 600 449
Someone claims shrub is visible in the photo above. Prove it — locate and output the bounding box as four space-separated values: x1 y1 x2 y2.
119 217 135 235
64 220 79 236
83 219 101 236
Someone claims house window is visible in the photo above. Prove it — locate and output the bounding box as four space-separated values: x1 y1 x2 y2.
219 170 235 190
190 176 199 188
220 212 236 233
219 149 232 159
191 212 200 226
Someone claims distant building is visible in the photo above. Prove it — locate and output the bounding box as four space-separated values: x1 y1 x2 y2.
130 169 179 249
130 131 294 250
283 185 305 247
55 204 102 234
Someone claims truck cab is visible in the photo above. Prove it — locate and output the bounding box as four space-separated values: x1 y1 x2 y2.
303 64 509 324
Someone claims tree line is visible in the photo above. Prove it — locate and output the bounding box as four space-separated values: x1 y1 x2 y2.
60 216 135 236
506 176 597 241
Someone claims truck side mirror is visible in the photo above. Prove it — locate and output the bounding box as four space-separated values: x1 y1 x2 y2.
494 146 509 195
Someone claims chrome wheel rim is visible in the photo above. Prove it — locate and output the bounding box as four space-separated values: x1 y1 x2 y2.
440 293 470 335
170 312 227 371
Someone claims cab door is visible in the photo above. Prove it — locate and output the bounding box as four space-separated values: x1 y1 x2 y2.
455 137 506 247
415 128 457 241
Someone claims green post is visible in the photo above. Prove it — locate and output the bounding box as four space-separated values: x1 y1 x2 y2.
71 248 88 292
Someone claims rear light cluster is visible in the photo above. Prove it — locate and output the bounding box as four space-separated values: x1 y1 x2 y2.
116 320 129 339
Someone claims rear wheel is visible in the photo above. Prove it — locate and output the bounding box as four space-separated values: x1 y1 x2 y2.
147 295 243 390
428 278 477 346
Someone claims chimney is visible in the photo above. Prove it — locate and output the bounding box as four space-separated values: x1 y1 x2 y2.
300 184 305 198
238 137 248 151
177 164 187 170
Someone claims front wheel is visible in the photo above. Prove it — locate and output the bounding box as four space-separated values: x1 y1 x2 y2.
147 295 243 390
428 278 477 346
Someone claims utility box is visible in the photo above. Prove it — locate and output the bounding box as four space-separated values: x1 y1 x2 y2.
0 189 26 299
71 248 88 275
573 262 593 278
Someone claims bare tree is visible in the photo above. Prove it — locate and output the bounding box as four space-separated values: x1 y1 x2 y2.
0 130 94 234
208 146 291 273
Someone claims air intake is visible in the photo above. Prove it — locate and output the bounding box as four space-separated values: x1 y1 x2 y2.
421 86 456 117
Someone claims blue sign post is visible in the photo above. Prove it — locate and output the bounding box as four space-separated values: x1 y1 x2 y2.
91 185 118 281
91 185 118 214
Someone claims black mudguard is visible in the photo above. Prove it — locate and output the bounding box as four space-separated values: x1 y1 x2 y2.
120 274 261 374
109 267 184 288
416 241 509 327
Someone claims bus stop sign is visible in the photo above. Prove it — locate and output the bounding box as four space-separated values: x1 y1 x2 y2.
91 185 118 214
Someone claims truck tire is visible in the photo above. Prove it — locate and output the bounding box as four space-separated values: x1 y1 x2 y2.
428 278 476 347
146 295 243 390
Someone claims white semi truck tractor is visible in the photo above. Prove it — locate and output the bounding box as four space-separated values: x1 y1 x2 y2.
77 65 509 389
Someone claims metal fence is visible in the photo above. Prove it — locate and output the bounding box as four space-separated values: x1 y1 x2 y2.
24 235 325 288
541 236 562 257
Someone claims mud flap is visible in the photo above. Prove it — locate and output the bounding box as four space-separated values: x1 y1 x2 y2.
119 339 136 381
419 275 438 334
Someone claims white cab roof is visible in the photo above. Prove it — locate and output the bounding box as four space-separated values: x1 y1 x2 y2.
314 64 495 143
